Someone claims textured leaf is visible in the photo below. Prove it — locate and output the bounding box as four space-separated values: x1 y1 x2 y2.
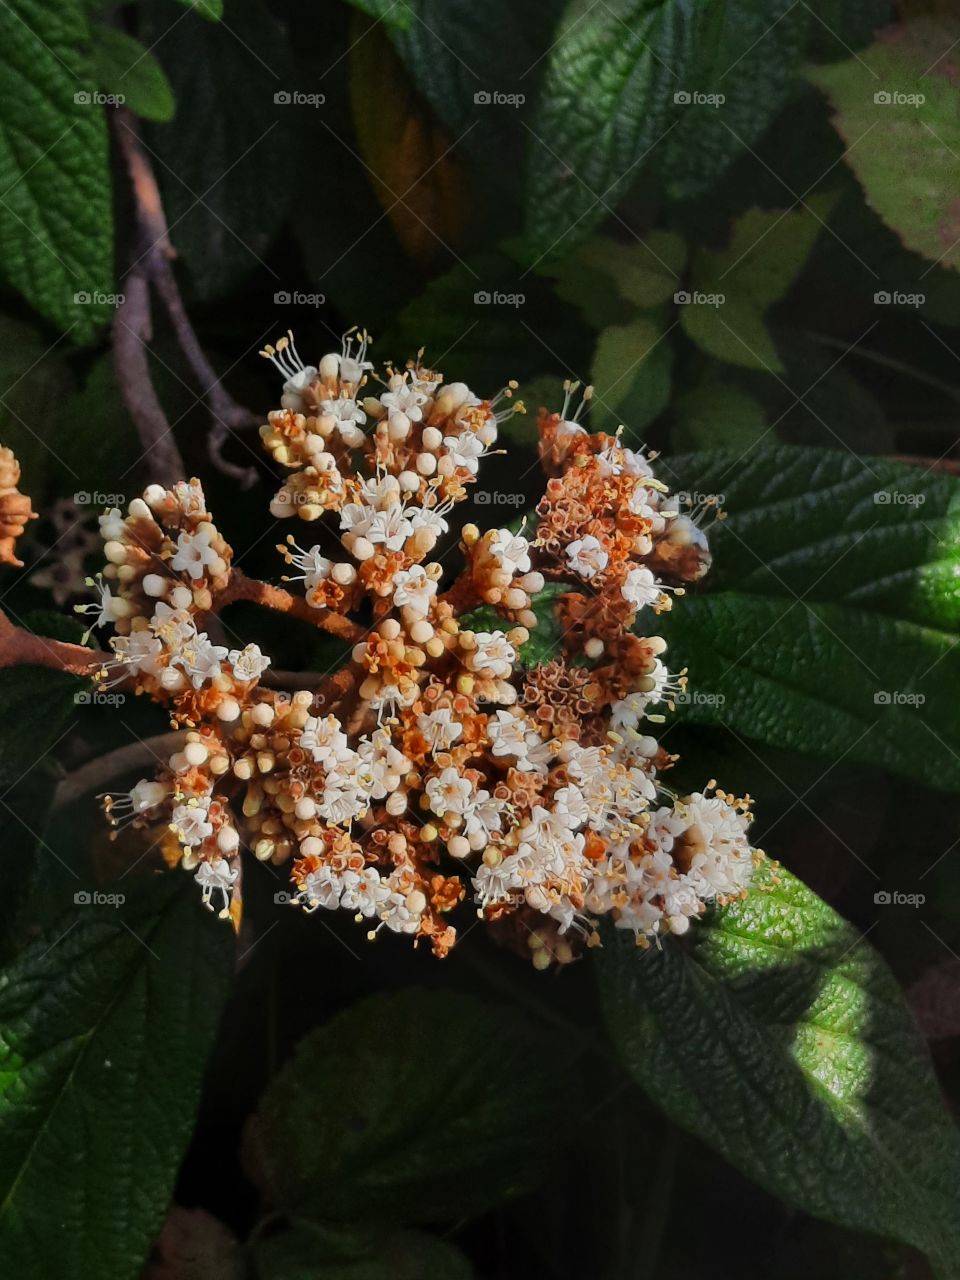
91 26 175 123
0 315 76 496
656 0 811 201
657 445 960 787
254 1224 472 1280
0 666 80 790
0 877 233 1280
578 231 687 308
525 0 696 255
143 0 296 299
0 0 114 339
243 989 575 1224
596 862 960 1277
590 317 673 432
809 19 960 270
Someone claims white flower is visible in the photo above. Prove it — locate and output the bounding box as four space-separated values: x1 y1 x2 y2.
565 535 608 580
229 643 271 683
381 382 427 421
172 800 213 846
358 727 410 798
366 506 413 551
340 866 388 916
339 502 373 537
468 631 516 678
426 766 473 817
170 529 220 578
443 432 485 474
487 709 528 758
174 632 228 689
300 713 350 766
621 566 661 610
553 785 588 829
489 529 531 575
99 507 126 541
407 502 451 536
150 603 198 649
285 543 332 588
195 857 239 914
473 853 524 905
110 630 163 676
463 789 501 844
317 779 368 825
300 864 342 912
75 576 117 637
321 397 366 430
392 564 436 615
418 708 463 752
129 778 167 813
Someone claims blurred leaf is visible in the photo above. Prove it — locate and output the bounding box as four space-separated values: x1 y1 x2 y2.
525 0 697 256
656 0 811 201
590 317 673 432
173 0 222 19
143 0 297 299
350 20 467 266
538 231 686 323
658 445 960 788
0 876 233 1280
0 0 114 340
0 315 76 497
597 862 960 1278
0 666 81 790
681 294 782 371
142 1207 243 1280
243 988 576 1224
805 0 894 60
254 1224 472 1280
91 26 175 123
809 19 960 271
670 383 767 451
345 0 415 30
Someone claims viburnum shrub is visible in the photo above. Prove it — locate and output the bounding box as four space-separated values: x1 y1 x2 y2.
64 328 762 963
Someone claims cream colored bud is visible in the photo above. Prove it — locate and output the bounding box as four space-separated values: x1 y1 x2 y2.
409 619 434 645
448 835 470 859
319 353 340 380
141 485 166 508
295 798 316 820
251 702 274 726
421 425 442 450
217 826 239 854
170 585 192 610
128 497 153 519
217 698 241 722
416 452 437 476
584 637 604 659
331 561 357 586
143 573 166 598
103 540 126 565
398 469 420 492
351 535 375 561
184 741 209 766
234 758 254 781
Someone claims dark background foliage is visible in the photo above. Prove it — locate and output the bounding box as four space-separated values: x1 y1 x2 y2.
1 0 960 1277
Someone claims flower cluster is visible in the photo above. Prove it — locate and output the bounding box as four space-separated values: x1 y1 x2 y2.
81 330 761 965
0 446 37 567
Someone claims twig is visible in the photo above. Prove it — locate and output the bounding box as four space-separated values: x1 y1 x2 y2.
111 109 262 488
0 610 106 676
216 568 364 641
53 731 186 811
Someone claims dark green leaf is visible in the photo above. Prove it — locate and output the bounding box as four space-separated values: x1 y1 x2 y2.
91 25 175 123
0 665 81 790
0 0 114 339
590 316 674 433
657 445 960 787
0 876 233 1279
345 0 415 31
670 383 767 451
596 861 960 1277
243 988 575 1224
143 0 297 299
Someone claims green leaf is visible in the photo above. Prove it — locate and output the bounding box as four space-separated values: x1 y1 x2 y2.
173 0 222 19
655 0 811 201
462 582 568 668
0 0 114 340
657 445 960 787
142 0 297 299
596 861 960 1277
0 666 81 791
91 25 175 123
680 293 782 371
243 989 575 1225
808 18 960 270
345 0 415 30
525 0 696 256
590 316 673 433
0 876 233 1279
0 315 76 496
578 231 687 308
670 383 767 451
254 1224 472 1280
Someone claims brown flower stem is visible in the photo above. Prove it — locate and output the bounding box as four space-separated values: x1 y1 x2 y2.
438 569 480 614
216 568 364 642
0 615 106 677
